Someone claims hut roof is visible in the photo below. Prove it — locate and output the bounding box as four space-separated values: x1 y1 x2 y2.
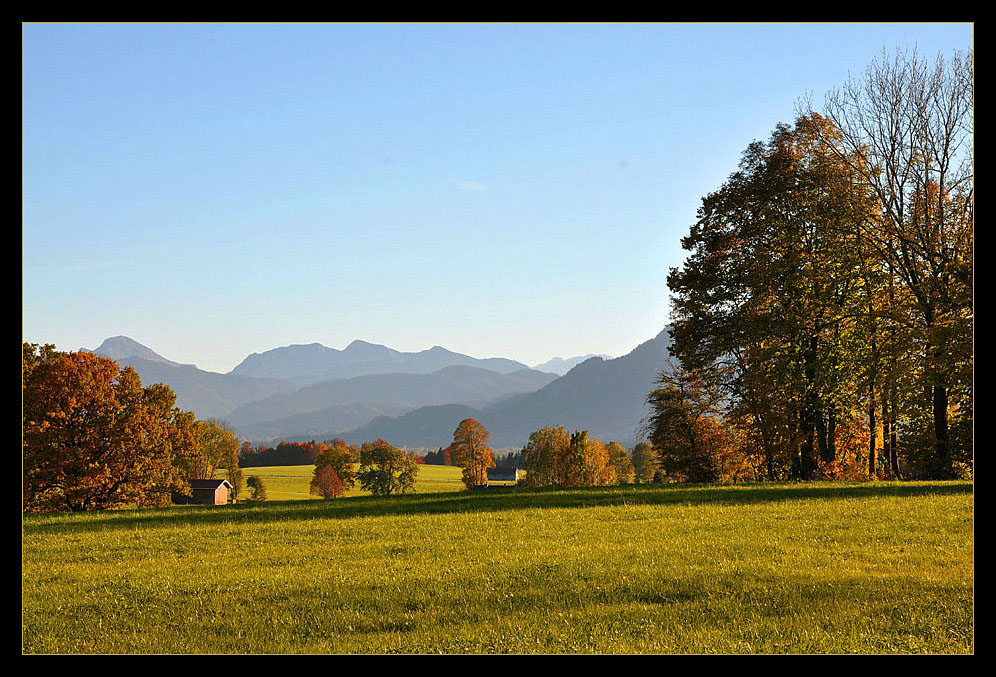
189 479 233 490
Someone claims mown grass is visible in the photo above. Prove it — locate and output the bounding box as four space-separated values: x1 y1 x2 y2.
22 481 973 654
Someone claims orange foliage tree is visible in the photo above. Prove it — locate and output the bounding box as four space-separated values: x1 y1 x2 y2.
310 464 346 498
448 418 496 489
520 427 616 488
22 347 195 512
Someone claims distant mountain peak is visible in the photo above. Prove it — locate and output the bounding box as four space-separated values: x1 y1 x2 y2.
533 353 613 376
90 336 179 367
344 339 391 350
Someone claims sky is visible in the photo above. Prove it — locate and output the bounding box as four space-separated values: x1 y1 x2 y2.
22 23 974 373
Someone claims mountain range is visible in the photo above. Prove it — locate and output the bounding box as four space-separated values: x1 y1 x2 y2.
230 340 529 384
84 337 297 419
345 328 671 448
82 329 671 449
223 365 558 434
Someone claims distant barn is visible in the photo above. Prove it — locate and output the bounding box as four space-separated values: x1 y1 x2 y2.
486 468 520 483
173 479 233 506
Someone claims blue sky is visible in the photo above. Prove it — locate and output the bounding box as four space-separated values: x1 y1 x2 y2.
23 23 973 373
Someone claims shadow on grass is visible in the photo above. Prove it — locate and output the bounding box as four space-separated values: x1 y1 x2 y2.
23 480 972 536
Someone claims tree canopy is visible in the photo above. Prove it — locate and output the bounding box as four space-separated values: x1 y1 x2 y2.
447 418 496 489
356 440 418 496
22 347 196 512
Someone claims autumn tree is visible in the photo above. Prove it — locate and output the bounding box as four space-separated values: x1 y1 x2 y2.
645 364 732 483
22 349 195 512
356 440 418 495
562 431 614 487
667 113 880 480
520 427 570 488
606 441 635 485
448 418 496 489
310 464 345 498
819 48 974 478
314 440 357 490
22 342 65 388
630 442 659 484
519 427 613 488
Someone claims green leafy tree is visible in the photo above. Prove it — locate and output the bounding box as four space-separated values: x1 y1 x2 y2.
356 440 418 495
667 115 879 480
646 365 724 483
630 442 659 484
314 440 357 490
245 475 267 501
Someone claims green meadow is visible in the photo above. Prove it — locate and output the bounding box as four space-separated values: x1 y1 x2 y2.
22 481 973 654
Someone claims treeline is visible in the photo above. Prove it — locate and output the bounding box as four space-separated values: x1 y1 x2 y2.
240 440 430 468
517 428 637 488
653 49 973 482
240 440 357 467
422 446 523 468
308 439 420 498
22 344 248 512
437 418 646 490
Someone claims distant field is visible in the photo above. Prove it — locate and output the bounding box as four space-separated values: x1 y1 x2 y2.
241 463 466 500
22 481 973 654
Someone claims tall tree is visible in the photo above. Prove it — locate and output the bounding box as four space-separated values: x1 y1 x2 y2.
190 419 244 498
819 48 974 478
646 365 725 483
667 114 880 480
448 418 496 489
630 442 659 484
520 427 570 488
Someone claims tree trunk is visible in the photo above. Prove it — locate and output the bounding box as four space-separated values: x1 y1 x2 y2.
889 386 900 479
868 376 876 478
932 379 951 478
881 386 891 479
799 335 819 480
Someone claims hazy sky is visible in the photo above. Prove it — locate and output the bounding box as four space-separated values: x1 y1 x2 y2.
23 23 973 373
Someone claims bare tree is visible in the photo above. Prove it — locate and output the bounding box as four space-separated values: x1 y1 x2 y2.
816 48 973 478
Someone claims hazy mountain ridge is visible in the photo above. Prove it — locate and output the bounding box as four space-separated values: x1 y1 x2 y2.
230 339 529 384
343 404 483 447
532 353 613 375
237 402 413 444
77 334 656 446
224 365 559 429
340 328 672 449
86 353 298 421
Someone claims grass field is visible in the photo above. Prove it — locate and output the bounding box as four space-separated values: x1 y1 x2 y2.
22 481 973 654
241 463 468 500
